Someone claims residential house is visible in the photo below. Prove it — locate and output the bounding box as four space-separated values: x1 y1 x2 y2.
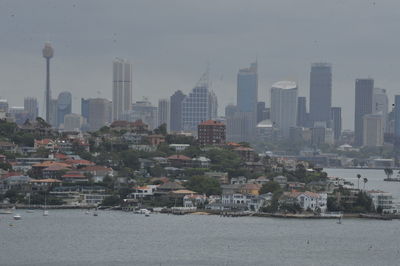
0 141 17 153
167 155 192 168
205 172 229 184
280 191 327 213
80 165 114 183
192 156 211 168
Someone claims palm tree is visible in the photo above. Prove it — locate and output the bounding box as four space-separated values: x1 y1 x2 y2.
357 174 361 190
384 168 393 180
363 178 368 190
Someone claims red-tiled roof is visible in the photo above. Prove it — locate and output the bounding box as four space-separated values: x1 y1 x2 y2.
30 178 62 183
35 139 53 145
199 120 225 126
167 155 191 160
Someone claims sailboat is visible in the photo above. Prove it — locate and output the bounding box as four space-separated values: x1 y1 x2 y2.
43 193 49 216
26 193 34 213
337 216 342 224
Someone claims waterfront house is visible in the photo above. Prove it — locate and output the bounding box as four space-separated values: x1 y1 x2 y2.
130 185 158 199
30 178 62 191
280 191 327 213
61 171 89 183
183 194 207 208
367 190 394 211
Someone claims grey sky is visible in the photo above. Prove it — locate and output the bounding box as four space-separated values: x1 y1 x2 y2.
1 0 400 129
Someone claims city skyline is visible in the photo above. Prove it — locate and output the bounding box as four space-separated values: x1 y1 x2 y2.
2 1 400 129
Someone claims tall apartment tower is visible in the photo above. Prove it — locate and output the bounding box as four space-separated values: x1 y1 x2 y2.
42 43 54 123
24 97 39 121
309 63 332 126
112 58 132 121
158 99 170 132
270 81 298 138
170 90 186 132
331 107 342 140
354 78 374 146
57 91 72 127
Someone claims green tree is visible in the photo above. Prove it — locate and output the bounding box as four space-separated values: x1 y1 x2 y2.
384 168 393 179
184 175 221 195
153 123 167 136
357 174 361 190
259 181 282 194
101 195 121 206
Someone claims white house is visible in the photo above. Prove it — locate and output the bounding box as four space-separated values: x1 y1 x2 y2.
281 191 327 213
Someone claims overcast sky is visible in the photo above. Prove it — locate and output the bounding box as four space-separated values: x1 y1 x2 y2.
1 0 400 129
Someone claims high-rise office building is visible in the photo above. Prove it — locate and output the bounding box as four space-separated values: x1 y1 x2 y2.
182 84 210 133
170 90 186 132
208 91 218 120
24 97 39 121
270 81 298 138
237 62 258 113
123 100 158 130
394 95 400 149
257 102 268 124
230 62 258 141
88 98 111 131
363 114 384 147
158 99 170 131
297 97 308 127
112 58 132 121
225 104 237 118
354 78 374 146
81 98 90 121
309 63 332 126
331 107 342 140
373 88 388 133
64 113 84 132
57 91 72 127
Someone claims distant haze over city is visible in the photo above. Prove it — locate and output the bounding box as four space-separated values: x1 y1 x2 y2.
1 0 400 129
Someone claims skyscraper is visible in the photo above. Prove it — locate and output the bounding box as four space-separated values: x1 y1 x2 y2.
270 81 298 138
373 88 388 133
57 91 72 127
309 63 332 126
297 97 307 127
231 62 258 141
158 99 170 132
81 98 90 121
354 78 374 146
257 102 267 124
331 107 342 140
88 98 111 131
237 62 258 113
112 58 132 121
170 90 186 132
42 43 54 123
208 90 218 120
24 97 39 121
363 114 384 147
181 85 210 133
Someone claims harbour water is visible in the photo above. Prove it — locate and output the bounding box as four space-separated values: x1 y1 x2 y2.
1 168 400 266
